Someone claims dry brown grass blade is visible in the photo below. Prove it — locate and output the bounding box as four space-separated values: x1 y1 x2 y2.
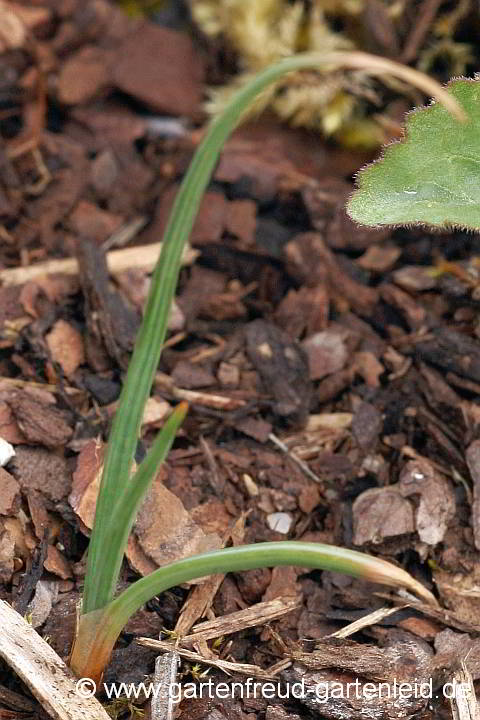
316 51 465 121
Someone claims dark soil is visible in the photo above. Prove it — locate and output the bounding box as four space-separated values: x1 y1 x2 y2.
1 1 480 719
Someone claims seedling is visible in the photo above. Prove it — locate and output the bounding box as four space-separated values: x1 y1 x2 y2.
70 51 457 685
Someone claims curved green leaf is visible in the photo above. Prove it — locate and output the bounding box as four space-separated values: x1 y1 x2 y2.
82 50 460 616
348 78 480 230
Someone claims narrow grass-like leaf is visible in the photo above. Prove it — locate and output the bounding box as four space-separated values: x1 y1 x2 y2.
82 50 460 616
71 541 436 683
348 78 479 229
86 402 188 612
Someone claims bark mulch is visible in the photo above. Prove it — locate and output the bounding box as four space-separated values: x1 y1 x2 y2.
1 1 480 719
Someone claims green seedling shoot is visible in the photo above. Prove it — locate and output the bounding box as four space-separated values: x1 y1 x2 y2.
70 51 460 685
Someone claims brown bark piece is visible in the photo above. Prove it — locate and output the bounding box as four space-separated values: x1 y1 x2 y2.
302 328 348 381
26 490 49 540
126 534 157 577
393 265 437 292
46 319 85 378
69 200 123 245
26 133 89 248
399 459 455 546
71 104 147 147
172 360 216 389
149 187 228 247
291 633 432 683
45 546 72 580
357 245 401 272
327 206 389 252
465 439 480 551
286 643 431 719
225 199 257 247
10 446 71 502
9 394 72 448
0 468 20 516
276 286 329 338
69 438 104 530
352 401 383 450
353 351 384 387
215 136 304 200
285 232 378 313
134 473 222 568
298 484 321 514
380 283 426 329
236 416 272 442
190 192 229 246
416 327 480 383
0 526 15 584
245 319 311 425
112 22 204 117
263 566 300 601
56 45 111 105
352 487 414 546
76 238 140 368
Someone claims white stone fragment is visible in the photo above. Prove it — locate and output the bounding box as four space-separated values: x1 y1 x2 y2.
267 512 293 535
0 438 15 467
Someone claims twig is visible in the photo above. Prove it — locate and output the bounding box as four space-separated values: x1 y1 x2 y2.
401 0 444 63
269 432 322 484
136 639 277 680
329 605 407 639
102 216 148 251
0 242 198 287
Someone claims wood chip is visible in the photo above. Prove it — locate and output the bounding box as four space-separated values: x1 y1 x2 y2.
465 440 480 551
136 638 277 680
449 663 480 720
10 392 73 448
46 320 85 378
302 328 348 381
399 458 455 546
0 467 20 515
0 242 198 287
330 606 406 639
57 46 111 105
0 599 110 720
246 319 311 424
181 596 301 646
112 22 204 117
151 652 179 720
352 487 414 546
135 473 223 568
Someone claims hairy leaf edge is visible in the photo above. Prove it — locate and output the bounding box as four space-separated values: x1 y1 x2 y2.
346 75 478 232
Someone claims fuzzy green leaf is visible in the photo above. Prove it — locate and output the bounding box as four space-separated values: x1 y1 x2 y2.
347 79 480 230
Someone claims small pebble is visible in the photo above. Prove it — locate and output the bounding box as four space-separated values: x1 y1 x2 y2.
267 512 293 534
